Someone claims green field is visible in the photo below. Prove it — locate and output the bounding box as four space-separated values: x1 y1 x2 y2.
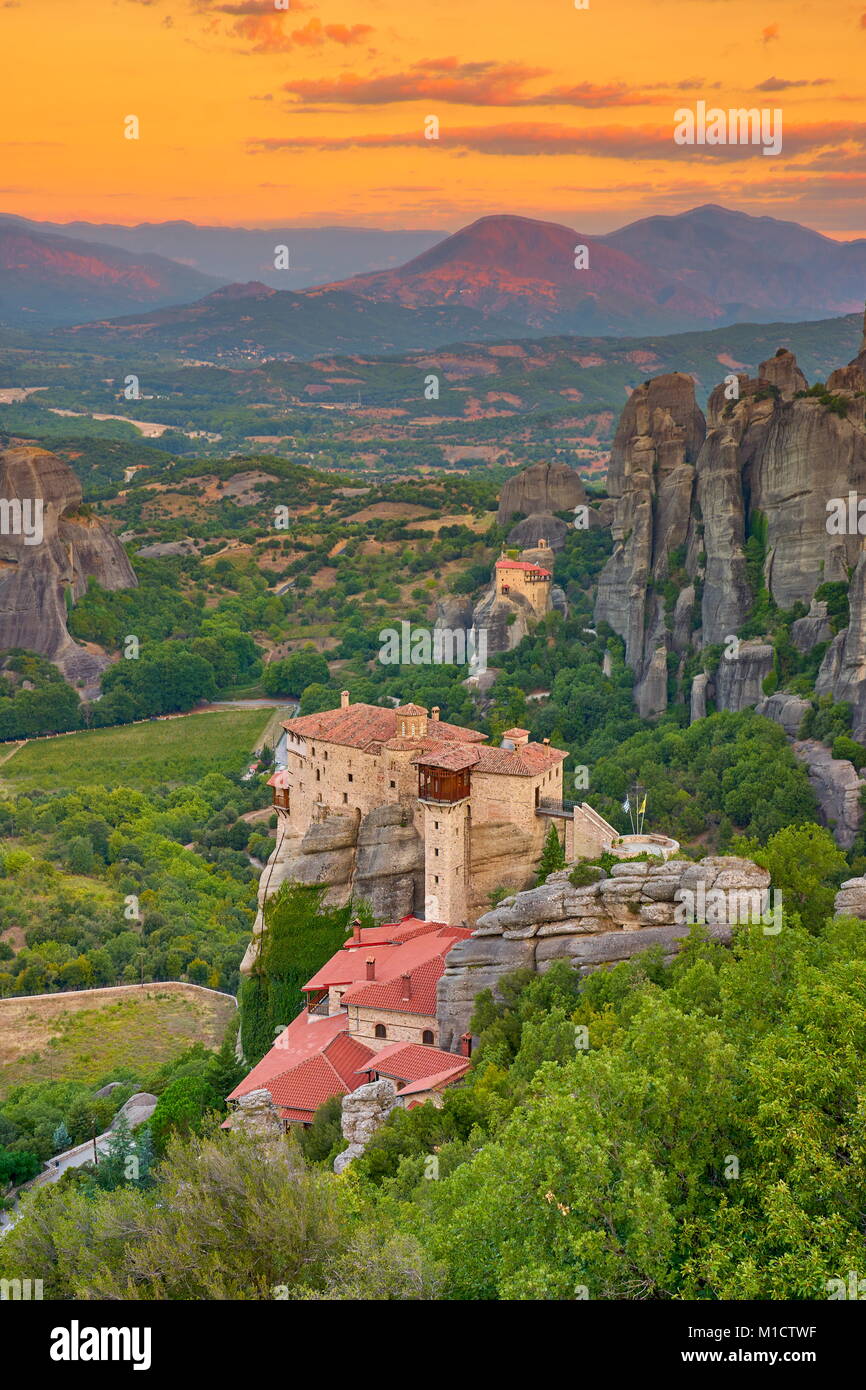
0 709 272 792
0 985 237 1096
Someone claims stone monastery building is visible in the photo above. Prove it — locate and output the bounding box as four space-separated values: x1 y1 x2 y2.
268 694 614 926
228 915 473 1126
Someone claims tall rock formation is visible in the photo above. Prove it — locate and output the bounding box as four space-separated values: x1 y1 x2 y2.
595 374 706 716
0 442 137 689
497 459 587 526
594 308 866 726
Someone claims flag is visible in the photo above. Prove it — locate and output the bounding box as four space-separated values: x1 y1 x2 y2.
639 795 647 815
622 797 630 813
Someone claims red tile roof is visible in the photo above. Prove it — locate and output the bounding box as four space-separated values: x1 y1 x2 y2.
303 922 470 992
342 956 445 1016
496 559 551 576
359 1041 470 1086
399 1063 471 1096
472 742 567 776
413 746 480 772
229 1012 375 1119
283 702 485 752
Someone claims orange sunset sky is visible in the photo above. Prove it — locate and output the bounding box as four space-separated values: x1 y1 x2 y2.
2 0 865 236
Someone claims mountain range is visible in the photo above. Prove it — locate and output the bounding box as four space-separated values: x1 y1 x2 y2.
2 205 865 350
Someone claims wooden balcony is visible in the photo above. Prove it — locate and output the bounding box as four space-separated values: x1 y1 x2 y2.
272 787 290 812
417 766 470 805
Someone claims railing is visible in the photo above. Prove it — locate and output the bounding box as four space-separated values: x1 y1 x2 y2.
536 798 576 816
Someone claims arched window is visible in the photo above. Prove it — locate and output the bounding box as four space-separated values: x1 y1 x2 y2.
374 1024 387 1039
422 1029 434 1046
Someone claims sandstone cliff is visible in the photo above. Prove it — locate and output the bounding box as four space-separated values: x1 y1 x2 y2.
497 459 587 526
437 855 769 1048
0 442 137 690
594 309 866 726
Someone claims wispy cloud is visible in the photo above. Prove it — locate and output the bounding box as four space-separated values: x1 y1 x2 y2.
248 118 866 163
282 58 711 109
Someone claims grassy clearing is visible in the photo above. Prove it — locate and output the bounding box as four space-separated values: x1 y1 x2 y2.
0 984 237 1096
0 709 271 792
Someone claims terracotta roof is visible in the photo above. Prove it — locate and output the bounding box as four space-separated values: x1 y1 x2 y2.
267 769 291 789
502 727 530 738
394 702 427 715
412 745 480 772
472 742 567 776
283 702 485 751
229 1012 375 1119
496 559 551 576
399 1062 471 1096
359 1040 470 1085
303 922 470 992
342 956 445 1016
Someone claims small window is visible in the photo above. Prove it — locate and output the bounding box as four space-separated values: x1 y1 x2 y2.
374 1024 387 1039
390 780 396 789
434 875 439 885
348 774 353 783
434 847 439 857
434 821 439 830
422 1029 434 1046
342 792 348 804
315 769 320 782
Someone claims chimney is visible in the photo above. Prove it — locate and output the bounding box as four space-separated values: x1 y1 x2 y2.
351 916 362 945
431 706 440 721
543 737 550 746
400 972 411 1001
340 690 350 710
365 957 375 980
460 1032 473 1058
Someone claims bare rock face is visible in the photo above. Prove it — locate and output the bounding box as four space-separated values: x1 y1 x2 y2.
232 1088 284 1140
714 642 774 713
241 808 424 975
506 513 570 550
595 375 705 719
791 740 866 849
596 321 866 731
755 692 812 738
0 443 137 689
354 803 425 920
333 1079 397 1174
816 548 866 741
791 600 831 653
834 877 866 918
497 460 586 525
437 856 767 1048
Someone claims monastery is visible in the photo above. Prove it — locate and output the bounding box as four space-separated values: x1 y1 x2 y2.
267 693 616 926
228 914 473 1125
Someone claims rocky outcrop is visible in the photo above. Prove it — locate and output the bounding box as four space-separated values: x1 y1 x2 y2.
497 460 586 525
754 691 812 738
791 739 866 849
714 642 774 713
0 443 137 691
791 600 831 653
333 1079 397 1174
816 547 866 741
596 313 866 728
240 808 424 975
506 513 570 550
834 877 866 918
231 1087 284 1140
595 374 706 717
437 855 769 1048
